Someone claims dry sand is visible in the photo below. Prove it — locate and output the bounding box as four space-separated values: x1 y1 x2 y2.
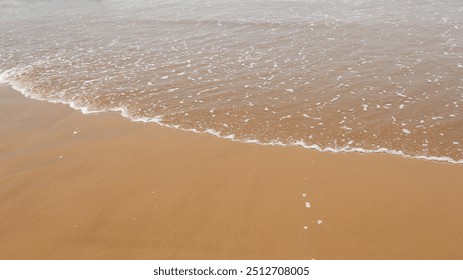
1 85 463 259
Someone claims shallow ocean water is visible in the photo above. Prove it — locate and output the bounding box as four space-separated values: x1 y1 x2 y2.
1 0 462 163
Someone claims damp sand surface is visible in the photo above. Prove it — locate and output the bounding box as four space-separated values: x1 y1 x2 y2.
1 86 463 259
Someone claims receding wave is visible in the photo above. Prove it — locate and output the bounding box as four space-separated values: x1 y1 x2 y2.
1 0 462 164
1 66 462 165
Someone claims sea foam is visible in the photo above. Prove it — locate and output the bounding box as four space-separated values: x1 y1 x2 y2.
2 67 463 165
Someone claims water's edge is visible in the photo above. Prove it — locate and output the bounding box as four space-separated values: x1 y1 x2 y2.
2 73 461 165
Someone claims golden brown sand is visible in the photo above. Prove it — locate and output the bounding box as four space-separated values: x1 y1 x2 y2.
1 85 463 260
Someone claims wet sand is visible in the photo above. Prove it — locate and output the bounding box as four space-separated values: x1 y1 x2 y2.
1 84 463 260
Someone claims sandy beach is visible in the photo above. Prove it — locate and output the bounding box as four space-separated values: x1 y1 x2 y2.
1 84 463 259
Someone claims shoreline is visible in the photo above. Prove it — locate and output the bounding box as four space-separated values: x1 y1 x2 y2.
2 77 461 166
1 84 463 259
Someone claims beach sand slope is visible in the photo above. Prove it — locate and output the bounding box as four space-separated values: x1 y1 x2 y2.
1 85 463 259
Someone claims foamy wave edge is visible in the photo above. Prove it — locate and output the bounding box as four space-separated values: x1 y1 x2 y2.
1 69 462 165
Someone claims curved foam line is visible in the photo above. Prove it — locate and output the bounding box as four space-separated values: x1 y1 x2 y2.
1 69 462 165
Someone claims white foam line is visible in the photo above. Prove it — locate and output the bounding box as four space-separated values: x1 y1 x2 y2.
2 69 462 165
0 70 6 84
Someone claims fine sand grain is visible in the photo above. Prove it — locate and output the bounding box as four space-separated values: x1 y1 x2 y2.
1 85 463 259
